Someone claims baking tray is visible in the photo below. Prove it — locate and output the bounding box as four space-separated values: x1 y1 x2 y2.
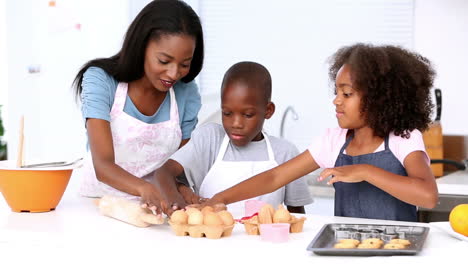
306 223 429 256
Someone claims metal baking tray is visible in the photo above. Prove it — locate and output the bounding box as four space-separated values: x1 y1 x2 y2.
306 223 429 256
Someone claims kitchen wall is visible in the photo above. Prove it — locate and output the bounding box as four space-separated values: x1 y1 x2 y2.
197 0 468 152
2 0 130 162
414 0 468 135
1 0 467 162
197 0 416 152
0 0 7 115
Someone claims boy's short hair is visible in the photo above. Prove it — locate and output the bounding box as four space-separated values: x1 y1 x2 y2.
221 61 272 104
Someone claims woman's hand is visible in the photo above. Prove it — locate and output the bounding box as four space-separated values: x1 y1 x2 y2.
138 182 183 215
177 184 207 204
161 192 187 216
138 182 165 215
318 164 373 185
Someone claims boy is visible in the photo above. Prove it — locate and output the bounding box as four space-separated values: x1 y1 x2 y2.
150 61 312 216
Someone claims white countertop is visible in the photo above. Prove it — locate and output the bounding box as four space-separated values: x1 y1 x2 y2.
436 170 468 195
1 175 467 264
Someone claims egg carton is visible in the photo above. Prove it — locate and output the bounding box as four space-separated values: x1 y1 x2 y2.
242 215 306 235
168 221 235 239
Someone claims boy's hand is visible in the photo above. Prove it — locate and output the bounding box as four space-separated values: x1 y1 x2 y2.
318 164 372 185
200 194 227 210
177 184 207 204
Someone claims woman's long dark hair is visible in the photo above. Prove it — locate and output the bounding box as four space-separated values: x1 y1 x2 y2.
72 0 204 99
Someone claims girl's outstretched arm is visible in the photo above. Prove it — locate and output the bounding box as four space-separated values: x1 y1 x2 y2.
320 151 438 208
210 150 320 205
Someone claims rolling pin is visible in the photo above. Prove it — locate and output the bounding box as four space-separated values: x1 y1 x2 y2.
95 195 164 227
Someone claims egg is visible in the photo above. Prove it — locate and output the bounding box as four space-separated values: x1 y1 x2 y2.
170 210 188 224
185 207 200 216
203 212 223 226
187 210 204 225
186 203 202 210
258 204 274 224
273 205 291 223
213 203 227 212
201 206 214 215
217 210 234 225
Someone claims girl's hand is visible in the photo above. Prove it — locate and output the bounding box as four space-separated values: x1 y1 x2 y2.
318 164 373 185
177 184 207 204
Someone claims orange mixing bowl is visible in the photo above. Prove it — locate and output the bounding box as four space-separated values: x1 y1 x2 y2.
0 160 73 212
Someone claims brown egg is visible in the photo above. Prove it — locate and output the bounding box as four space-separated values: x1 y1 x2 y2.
201 206 214 215
217 210 234 225
187 210 204 225
170 210 188 224
185 207 200 216
186 203 202 210
258 204 275 224
213 203 227 212
273 205 291 223
203 212 223 226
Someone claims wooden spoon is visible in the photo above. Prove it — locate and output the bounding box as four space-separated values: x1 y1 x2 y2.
16 115 24 168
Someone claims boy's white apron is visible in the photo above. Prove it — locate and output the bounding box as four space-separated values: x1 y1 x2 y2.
199 133 284 215
76 82 182 199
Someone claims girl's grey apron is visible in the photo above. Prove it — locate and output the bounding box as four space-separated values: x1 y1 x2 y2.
333 131 417 221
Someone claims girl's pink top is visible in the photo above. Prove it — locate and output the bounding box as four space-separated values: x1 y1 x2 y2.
308 127 429 169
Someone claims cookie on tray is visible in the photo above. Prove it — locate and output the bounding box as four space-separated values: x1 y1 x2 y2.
358 238 384 249
334 242 358 249
389 238 411 246
384 243 406 249
338 239 360 246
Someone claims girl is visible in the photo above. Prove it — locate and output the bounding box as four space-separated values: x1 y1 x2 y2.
206 43 439 221
71 0 203 214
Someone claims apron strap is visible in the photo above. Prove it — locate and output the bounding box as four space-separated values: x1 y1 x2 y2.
339 130 390 154
262 132 275 162
384 134 390 150
215 132 276 163
113 82 128 111
168 88 179 122
214 134 231 163
338 129 354 155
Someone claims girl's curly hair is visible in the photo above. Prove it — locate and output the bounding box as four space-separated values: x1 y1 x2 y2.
328 43 436 138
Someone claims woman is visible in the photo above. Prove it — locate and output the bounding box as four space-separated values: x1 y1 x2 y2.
72 0 203 214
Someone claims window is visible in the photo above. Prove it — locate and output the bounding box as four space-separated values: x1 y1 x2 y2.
198 0 414 149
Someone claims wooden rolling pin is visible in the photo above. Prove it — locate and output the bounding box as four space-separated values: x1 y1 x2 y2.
96 195 165 227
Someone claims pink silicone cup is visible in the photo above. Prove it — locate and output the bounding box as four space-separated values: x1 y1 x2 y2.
244 200 267 217
259 223 290 243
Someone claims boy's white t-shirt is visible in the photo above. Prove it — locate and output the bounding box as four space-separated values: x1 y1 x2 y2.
170 123 313 207
308 127 430 169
